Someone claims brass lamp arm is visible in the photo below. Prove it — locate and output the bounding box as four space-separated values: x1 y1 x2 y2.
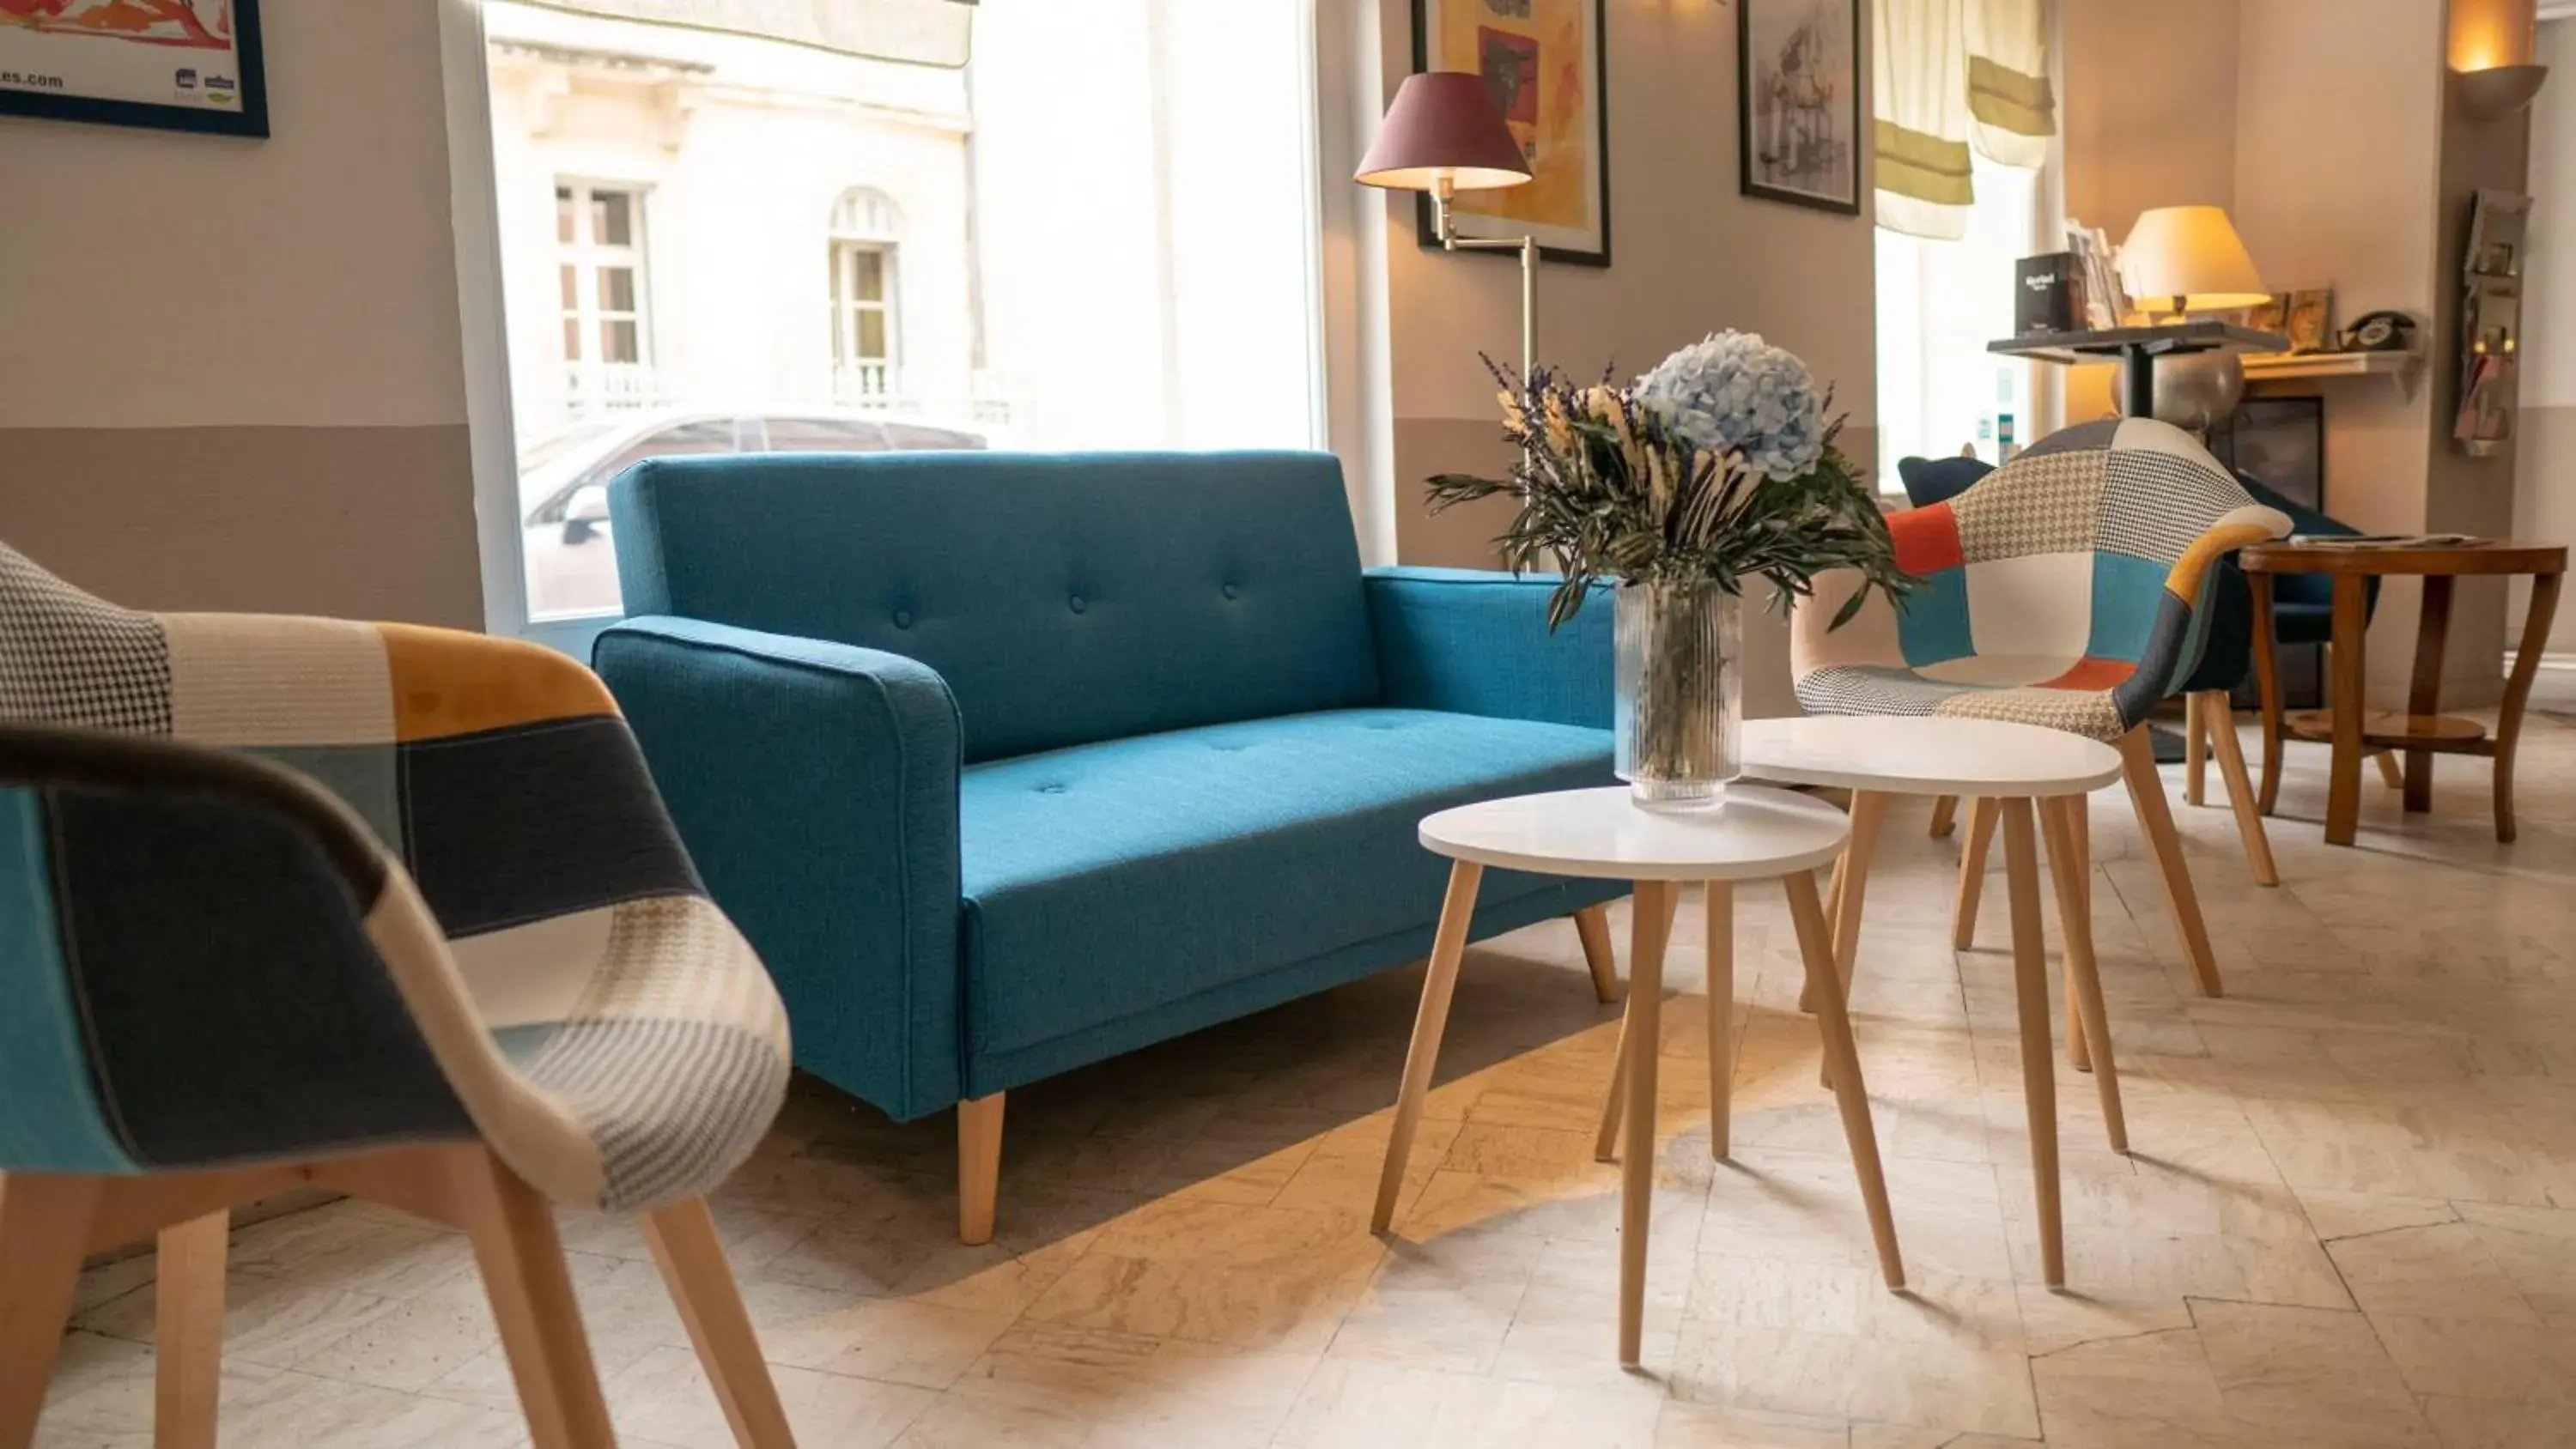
1431 179 1540 379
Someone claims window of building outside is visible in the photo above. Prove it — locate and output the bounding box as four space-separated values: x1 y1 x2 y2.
482 0 1323 622
1873 152 2039 493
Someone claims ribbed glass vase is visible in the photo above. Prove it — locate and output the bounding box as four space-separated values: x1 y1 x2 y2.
1614 580 1741 811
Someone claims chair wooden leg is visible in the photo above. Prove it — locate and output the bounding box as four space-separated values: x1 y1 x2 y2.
958 1094 1006 1247
2184 692 2208 807
1928 794 1959 839
2118 726 2223 998
644 1199 796 1449
1783 870 1904 1290
1572 904 1619 1004
452 1147 616 1449
2042 797 2127 1154
2000 801 2064 1288
2200 692 2281 887
1706 882 1736 1161
2372 749 2405 790
1953 797 2000 949
0 1173 101 1449
155 1210 229 1449
1376 862 1485 1231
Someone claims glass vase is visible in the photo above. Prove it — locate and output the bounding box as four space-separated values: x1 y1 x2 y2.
1614 580 1741 812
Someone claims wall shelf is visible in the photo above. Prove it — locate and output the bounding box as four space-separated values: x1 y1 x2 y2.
2241 350 2422 398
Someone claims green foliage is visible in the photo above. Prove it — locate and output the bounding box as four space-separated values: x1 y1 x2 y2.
1426 362 1913 632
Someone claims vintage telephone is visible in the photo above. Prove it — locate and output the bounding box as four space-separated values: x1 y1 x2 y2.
2340 310 2417 353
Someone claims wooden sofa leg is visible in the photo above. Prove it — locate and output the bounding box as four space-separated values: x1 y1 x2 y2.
959 1094 1006 1246
1571 905 1619 1004
0 1173 102 1449
155 1211 229 1449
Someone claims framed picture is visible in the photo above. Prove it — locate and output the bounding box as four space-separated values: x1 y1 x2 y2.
1738 0 1862 214
1411 0 1611 267
0 0 267 138
2284 287 2334 354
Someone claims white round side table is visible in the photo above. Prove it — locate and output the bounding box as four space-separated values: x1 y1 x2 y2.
1744 714 2124 1289
1373 785 1900 1367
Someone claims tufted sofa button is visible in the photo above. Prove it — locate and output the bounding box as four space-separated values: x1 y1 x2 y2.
1068 595 1088 614
892 609 914 629
1221 583 1240 600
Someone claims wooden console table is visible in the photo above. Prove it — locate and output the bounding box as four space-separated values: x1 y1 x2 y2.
2242 540 2567 846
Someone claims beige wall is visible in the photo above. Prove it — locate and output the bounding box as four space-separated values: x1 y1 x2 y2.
0 0 483 627
2512 18 2576 658
2234 0 2451 703
1374 0 1878 716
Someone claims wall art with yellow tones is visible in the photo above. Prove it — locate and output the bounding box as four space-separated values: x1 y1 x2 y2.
1412 0 1610 265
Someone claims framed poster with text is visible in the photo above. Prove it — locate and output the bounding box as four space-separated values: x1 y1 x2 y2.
0 0 267 137
1411 0 1610 267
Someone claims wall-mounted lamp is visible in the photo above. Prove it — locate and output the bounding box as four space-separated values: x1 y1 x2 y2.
1353 72 1541 376
2451 0 2549 118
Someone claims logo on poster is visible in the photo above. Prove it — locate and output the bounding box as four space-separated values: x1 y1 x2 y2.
175 69 198 89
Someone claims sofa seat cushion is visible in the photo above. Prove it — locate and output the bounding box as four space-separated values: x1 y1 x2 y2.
958 708 1614 1057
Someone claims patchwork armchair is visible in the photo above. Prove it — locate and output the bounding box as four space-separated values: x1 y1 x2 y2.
1791 418 2291 999
0 544 797 1449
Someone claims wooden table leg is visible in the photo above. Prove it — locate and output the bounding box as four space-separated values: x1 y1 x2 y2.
2326 576 2370 847
1953 797 2000 949
1783 870 1905 1290
2184 691 2208 807
1375 860 1485 1232
1929 795 1959 839
2251 573 2286 817
2043 797 2127 1154
1813 790 1886 1084
2403 573 2454 815
2000 798 2063 1288
1594 891 1678 1163
1617 880 1678 1367
1706 882 1735 1161
2494 572 2563 844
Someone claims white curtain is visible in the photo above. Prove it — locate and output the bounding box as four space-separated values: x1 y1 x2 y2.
1874 0 1972 239
1964 0 2054 168
510 0 975 67
1873 0 2053 239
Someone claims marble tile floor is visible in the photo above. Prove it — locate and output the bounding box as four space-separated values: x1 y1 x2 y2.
33 708 2576 1447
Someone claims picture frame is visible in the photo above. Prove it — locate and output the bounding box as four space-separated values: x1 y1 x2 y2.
1738 0 1862 215
2283 287 2334 355
0 0 267 138
1410 0 1612 267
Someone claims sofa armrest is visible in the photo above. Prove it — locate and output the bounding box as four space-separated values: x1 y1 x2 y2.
1364 567 1613 730
593 615 965 1119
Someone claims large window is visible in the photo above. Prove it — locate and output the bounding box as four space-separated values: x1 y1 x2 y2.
1874 153 2039 489
477 1 1323 625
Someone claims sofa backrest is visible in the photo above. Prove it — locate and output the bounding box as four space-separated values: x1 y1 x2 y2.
611 450 1380 762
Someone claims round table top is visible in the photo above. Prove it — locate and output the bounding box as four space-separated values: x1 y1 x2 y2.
1739 716 2123 797
2239 539 2568 578
1419 785 1850 882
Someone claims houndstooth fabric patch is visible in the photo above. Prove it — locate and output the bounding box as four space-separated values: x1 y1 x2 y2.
0 544 173 733
1934 684 2125 741
2096 448 2253 567
1953 448 2105 563
1795 665 1956 718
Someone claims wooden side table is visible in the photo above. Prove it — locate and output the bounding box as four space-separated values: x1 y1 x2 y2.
2241 540 2567 846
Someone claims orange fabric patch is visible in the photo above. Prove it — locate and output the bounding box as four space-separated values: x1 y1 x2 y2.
378 623 618 741
1886 504 1965 576
2040 657 2136 692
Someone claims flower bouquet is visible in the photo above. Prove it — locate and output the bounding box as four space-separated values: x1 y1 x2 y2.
1428 331 1909 809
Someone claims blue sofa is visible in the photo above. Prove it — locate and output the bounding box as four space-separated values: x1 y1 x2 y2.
593 450 1624 1239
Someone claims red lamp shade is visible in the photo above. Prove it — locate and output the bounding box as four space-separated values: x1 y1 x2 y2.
1353 71 1533 192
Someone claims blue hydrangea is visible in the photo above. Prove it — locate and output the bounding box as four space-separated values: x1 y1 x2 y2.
1634 331 1826 482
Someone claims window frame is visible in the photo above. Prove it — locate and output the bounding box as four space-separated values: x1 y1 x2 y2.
555 178 656 411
